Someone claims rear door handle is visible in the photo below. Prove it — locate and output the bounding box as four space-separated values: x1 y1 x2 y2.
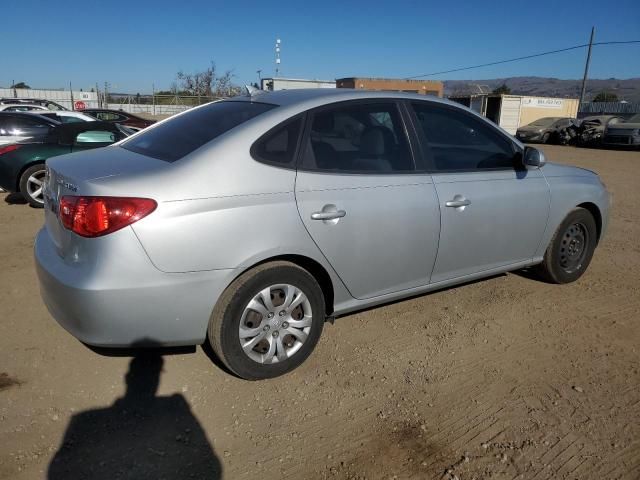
311 210 346 220
445 197 471 208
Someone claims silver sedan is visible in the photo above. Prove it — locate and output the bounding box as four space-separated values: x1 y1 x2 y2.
35 89 610 379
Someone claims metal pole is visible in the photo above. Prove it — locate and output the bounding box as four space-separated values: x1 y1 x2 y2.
70 81 75 111
104 82 108 109
579 27 595 107
95 83 100 108
152 83 156 115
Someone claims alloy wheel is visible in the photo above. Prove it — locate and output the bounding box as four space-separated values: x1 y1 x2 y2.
239 284 313 364
26 169 46 205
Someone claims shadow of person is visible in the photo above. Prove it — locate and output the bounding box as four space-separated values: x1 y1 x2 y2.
48 349 222 480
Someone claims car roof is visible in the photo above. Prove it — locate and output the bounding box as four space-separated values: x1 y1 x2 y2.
233 88 458 109
0 111 60 124
83 108 127 113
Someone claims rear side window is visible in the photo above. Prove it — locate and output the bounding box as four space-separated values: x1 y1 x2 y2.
300 102 414 173
251 117 302 167
123 101 276 162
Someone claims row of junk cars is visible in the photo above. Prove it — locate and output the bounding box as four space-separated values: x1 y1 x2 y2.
0 98 155 207
515 113 640 148
1 96 638 208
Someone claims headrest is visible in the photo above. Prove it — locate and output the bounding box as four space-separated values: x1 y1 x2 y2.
360 128 386 156
313 112 334 133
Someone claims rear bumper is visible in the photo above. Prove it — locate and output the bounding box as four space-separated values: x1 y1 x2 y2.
34 227 234 347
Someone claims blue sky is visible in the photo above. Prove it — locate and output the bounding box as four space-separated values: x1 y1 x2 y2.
4 0 639 93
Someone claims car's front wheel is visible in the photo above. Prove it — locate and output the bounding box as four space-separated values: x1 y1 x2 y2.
208 261 325 380
19 164 46 208
535 208 597 283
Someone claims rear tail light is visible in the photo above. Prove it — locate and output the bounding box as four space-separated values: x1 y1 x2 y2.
0 144 22 156
59 196 157 238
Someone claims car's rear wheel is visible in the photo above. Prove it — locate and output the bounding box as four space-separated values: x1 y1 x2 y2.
19 164 46 208
535 208 597 284
208 261 325 380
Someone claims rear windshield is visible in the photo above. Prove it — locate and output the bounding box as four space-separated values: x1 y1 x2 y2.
122 101 276 162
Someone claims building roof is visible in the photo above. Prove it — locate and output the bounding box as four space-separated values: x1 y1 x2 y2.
262 77 335 84
337 77 442 83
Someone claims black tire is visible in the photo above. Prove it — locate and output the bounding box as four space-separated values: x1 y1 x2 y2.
207 261 325 380
541 132 550 144
535 208 597 284
19 164 46 208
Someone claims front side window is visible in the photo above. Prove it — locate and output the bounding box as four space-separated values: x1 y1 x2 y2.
300 102 414 173
61 116 85 124
411 102 517 171
122 101 276 162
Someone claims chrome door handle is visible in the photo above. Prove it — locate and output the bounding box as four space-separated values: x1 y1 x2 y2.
445 198 471 208
311 210 346 220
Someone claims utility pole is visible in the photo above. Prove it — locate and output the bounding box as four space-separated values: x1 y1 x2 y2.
579 27 595 107
104 81 109 109
95 83 100 108
70 81 75 111
257 69 262 88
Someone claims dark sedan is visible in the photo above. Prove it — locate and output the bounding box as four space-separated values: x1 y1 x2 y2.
81 109 156 129
515 117 574 144
0 122 129 207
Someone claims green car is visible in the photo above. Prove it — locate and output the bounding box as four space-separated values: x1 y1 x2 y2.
0 121 130 207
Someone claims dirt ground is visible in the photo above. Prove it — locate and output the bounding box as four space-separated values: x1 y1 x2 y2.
1 145 639 480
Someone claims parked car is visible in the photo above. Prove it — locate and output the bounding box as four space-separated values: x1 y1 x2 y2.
554 115 624 147
515 117 574 143
0 112 60 145
575 115 624 146
602 113 640 148
35 89 610 380
0 121 129 207
81 108 156 129
0 98 67 110
0 104 50 113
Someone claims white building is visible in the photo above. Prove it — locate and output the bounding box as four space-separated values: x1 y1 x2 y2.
261 77 335 91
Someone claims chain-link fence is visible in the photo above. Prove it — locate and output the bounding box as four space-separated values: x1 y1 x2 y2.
101 94 224 116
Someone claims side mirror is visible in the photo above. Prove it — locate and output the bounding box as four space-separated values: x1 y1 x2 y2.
523 146 546 169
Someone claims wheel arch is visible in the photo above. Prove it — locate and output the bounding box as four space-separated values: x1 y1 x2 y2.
577 202 602 244
233 254 335 318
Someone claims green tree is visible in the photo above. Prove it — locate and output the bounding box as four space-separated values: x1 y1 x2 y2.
592 91 618 102
11 81 30 89
492 83 511 95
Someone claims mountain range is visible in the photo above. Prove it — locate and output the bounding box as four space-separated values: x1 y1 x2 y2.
443 77 640 102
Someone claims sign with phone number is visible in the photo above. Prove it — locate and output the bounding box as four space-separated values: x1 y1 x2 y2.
521 98 564 109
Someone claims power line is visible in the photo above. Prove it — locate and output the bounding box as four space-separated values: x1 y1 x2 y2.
405 40 640 79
